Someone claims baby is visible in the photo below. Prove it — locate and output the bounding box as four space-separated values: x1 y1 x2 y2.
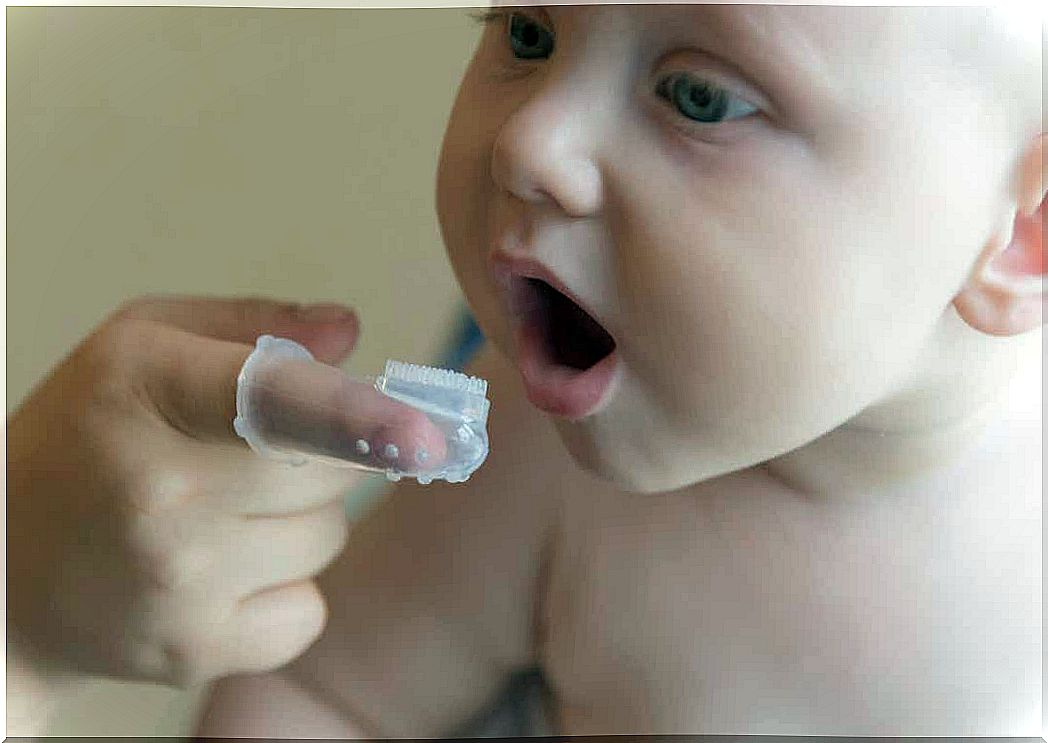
198 4 1043 735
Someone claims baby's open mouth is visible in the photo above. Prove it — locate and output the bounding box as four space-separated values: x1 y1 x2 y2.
523 277 617 371
491 252 622 418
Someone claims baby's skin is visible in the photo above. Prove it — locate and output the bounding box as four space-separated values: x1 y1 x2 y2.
198 4 1043 735
199 345 1040 735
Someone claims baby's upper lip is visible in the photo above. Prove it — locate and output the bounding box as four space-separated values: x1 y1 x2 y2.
488 248 607 329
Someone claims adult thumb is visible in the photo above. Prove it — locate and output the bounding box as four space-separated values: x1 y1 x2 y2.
116 294 360 365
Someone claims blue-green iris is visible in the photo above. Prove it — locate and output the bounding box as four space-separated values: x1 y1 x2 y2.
656 72 757 124
508 13 554 60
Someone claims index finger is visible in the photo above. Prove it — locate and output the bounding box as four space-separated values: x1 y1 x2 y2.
241 355 450 473
140 327 447 471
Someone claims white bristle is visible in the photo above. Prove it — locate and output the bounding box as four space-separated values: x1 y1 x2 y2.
383 360 488 396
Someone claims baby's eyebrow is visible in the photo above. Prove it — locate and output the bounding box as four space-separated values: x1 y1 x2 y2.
695 6 825 79
682 5 844 118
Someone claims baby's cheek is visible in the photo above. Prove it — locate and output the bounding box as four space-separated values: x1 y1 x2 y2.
616 249 714 368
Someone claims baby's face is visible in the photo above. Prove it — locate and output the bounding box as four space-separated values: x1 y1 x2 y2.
436 5 1031 492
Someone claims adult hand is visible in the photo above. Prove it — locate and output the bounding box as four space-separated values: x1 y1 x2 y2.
7 295 427 688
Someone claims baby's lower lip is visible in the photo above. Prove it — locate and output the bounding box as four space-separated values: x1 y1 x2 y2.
513 322 619 420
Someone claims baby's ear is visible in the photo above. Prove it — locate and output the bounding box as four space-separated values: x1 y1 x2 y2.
954 133 1045 337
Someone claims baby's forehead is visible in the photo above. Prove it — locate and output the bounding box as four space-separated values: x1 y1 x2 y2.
497 3 1034 70
499 3 916 41
496 3 1039 123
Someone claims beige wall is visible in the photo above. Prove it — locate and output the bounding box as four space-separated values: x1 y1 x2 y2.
7 6 480 735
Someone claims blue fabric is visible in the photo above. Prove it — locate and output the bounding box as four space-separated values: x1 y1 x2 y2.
438 306 486 371
447 666 552 737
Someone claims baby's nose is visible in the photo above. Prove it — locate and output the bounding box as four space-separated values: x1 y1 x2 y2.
490 91 605 219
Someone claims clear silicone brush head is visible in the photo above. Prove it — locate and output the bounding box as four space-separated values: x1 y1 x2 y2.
233 335 491 485
374 360 489 484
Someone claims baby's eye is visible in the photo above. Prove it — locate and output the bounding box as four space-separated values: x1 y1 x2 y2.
507 12 554 60
655 72 758 124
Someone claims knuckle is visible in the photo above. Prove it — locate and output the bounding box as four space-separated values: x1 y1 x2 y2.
64 320 170 431
123 636 170 682
163 638 213 687
280 581 327 630
131 526 209 591
83 317 151 381
126 511 165 567
111 295 151 321
160 603 236 686
86 318 188 434
277 588 327 664
236 585 327 674
128 590 234 685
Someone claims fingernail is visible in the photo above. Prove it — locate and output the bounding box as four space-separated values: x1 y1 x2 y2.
295 303 356 323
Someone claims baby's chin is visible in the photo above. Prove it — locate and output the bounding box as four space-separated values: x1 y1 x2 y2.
551 414 740 495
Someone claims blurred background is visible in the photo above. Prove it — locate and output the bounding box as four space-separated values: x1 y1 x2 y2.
7 6 483 734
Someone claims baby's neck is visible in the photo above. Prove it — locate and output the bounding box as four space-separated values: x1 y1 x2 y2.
762 329 1041 500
